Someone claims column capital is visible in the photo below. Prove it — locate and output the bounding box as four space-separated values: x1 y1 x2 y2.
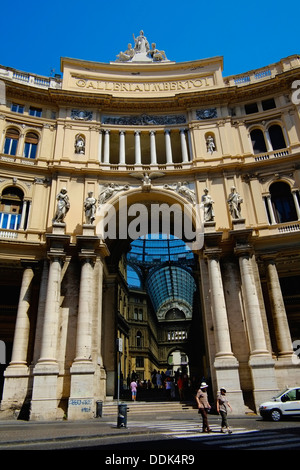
234 244 253 257
79 251 97 266
204 247 222 260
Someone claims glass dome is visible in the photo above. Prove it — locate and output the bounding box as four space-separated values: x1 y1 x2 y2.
127 234 196 319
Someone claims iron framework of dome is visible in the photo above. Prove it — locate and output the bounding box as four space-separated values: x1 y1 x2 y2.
127 235 196 321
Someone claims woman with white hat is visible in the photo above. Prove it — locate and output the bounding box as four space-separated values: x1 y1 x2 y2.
216 387 232 433
195 382 211 432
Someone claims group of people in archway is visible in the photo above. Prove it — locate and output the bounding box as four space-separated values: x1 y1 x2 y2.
127 369 196 402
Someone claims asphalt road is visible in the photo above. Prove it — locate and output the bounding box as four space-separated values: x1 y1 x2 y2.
1 413 300 454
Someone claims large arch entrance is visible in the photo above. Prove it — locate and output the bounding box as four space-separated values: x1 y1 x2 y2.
98 188 207 401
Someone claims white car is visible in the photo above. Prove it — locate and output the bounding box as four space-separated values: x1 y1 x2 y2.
259 387 300 421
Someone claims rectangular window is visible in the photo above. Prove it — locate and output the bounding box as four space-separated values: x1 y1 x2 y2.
262 98 276 111
245 102 259 114
29 107 42 117
136 356 144 368
11 103 24 114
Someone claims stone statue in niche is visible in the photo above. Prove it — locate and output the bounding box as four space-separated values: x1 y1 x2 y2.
84 191 97 224
206 135 215 154
201 188 215 221
75 135 85 154
227 186 243 219
53 188 70 223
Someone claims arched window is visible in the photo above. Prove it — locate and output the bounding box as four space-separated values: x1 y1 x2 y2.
23 132 39 159
270 182 297 223
3 128 20 155
268 124 286 150
250 129 267 154
0 186 24 230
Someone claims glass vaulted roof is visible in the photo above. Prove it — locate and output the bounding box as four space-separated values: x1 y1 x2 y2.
127 234 196 320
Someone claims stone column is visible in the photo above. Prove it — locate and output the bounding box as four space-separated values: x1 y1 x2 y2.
292 190 300 219
1 261 37 413
264 256 293 357
266 195 277 225
10 263 35 366
235 245 277 408
20 200 28 230
119 131 126 165
205 249 234 358
204 248 245 413
150 131 157 165
236 248 269 355
264 129 273 152
165 130 173 164
135 131 141 165
180 129 189 163
103 130 110 164
38 254 63 363
30 251 65 420
68 254 96 420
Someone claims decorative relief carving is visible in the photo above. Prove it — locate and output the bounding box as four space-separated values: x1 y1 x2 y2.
103 114 186 126
196 108 217 120
71 110 93 121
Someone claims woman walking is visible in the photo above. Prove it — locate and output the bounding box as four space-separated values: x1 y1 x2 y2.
216 387 232 433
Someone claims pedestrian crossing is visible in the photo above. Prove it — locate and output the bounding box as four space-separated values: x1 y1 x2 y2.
111 419 300 449
116 419 255 439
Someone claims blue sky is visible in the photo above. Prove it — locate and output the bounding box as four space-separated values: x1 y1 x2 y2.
1 0 299 78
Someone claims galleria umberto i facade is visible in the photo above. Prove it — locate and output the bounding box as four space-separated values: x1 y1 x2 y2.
0 32 299 420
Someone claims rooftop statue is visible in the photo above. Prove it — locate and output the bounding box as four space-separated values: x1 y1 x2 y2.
116 30 168 63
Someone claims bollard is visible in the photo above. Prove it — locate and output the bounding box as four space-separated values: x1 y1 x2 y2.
117 403 127 428
96 400 103 418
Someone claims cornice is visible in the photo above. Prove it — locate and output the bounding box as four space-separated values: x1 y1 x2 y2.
3 65 300 112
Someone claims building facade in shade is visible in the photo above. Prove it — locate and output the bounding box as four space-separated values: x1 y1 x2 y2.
0 32 300 420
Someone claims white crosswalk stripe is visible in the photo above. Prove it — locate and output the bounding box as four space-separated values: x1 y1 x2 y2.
108 419 300 449
111 419 256 439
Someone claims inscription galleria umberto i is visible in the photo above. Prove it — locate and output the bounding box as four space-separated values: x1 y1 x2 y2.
0 31 299 421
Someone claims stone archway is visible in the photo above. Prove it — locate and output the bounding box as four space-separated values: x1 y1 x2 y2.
96 187 207 401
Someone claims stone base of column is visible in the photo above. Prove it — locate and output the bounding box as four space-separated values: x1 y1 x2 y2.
274 356 300 389
68 361 95 420
249 354 279 411
30 362 59 421
214 356 245 414
0 365 30 417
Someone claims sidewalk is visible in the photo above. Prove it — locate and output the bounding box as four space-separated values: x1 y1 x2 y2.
0 413 168 448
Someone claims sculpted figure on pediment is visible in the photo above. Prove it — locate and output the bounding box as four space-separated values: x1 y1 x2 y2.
133 30 150 53
116 31 168 63
116 43 135 62
149 43 167 62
